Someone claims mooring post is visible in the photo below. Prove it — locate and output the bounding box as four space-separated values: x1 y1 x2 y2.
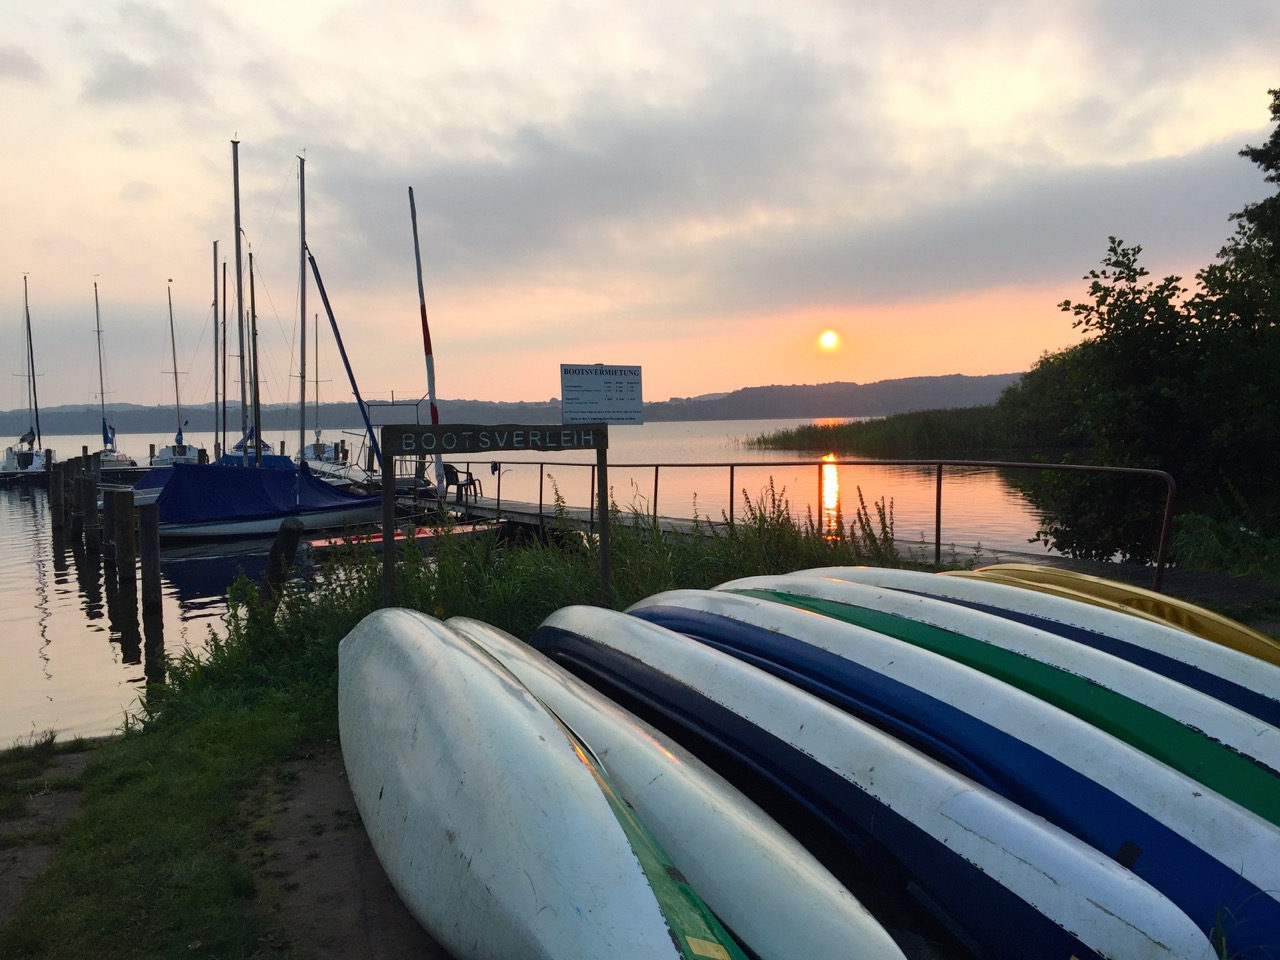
112 489 137 595
138 503 163 621
101 489 117 557
259 518 305 608
80 476 101 554
138 501 164 686
49 460 66 531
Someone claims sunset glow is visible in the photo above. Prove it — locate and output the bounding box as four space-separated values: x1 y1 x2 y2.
0 3 1275 412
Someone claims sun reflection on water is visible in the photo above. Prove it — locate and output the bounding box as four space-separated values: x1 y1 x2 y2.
821 454 840 537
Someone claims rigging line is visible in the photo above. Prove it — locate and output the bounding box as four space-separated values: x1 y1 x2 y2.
247 157 295 263
242 257 292 414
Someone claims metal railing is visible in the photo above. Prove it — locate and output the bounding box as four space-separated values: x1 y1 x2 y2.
457 456 1177 590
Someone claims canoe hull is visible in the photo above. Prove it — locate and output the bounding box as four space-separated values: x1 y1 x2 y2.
533 605 1219 960
447 615 907 960
339 609 702 960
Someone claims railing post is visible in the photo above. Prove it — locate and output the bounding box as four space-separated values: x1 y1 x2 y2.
381 444 396 607
817 463 824 534
729 465 736 527
589 464 596 532
653 465 660 524
1153 471 1177 592
934 464 943 568
538 462 546 538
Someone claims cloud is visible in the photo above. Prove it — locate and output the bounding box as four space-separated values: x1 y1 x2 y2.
0 45 46 83
120 180 159 203
4 0 1278 409
80 51 210 106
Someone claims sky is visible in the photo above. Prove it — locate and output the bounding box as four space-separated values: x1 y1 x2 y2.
1 1 1277 416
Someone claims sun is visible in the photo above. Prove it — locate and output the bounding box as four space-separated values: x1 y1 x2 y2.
818 330 839 350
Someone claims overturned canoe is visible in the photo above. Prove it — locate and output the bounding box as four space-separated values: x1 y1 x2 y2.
339 608 746 960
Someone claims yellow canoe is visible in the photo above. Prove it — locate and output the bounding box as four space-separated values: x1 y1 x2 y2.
944 563 1280 668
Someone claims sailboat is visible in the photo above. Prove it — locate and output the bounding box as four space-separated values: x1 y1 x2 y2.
297 310 373 490
147 144 380 539
152 281 203 467
91 281 138 475
1 275 55 483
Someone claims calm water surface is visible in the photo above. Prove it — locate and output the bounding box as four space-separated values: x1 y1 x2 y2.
0 420 1049 745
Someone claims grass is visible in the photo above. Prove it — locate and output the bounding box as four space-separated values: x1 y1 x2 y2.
0 483 903 958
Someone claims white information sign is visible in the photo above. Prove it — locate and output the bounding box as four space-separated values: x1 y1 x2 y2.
560 363 644 424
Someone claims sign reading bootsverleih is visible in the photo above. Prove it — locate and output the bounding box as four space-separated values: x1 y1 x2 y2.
560 363 643 425
381 422 609 454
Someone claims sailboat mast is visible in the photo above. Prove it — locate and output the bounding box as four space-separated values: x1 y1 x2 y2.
314 313 320 441
408 187 444 491
297 155 307 462
249 252 262 466
22 274 41 448
220 260 228 456
232 139 248 464
167 280 182 439
212 240 219 454
94 280 109 449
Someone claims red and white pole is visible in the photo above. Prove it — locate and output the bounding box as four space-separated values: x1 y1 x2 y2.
408 187 444 494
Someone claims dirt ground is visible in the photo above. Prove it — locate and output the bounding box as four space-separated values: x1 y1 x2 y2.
0 743 450 960
0 740 953 960
248 746 453 960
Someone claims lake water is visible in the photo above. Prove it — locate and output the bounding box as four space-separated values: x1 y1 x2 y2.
0 419 1050 746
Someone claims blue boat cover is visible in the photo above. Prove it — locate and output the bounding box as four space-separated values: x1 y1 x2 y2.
214 453 297 470
155 461 377 524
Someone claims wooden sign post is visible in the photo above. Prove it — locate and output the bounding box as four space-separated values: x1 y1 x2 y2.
379 423 610 606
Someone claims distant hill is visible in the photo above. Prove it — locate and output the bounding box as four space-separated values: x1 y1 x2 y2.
0 373 1022 438
648 374 1021 421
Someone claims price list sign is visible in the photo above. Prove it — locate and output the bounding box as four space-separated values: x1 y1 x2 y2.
559 363 644 425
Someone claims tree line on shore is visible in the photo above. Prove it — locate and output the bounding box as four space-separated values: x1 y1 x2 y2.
754 89 1280 574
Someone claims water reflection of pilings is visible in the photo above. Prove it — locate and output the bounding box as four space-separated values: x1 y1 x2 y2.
139 504 165 686
70 536 104 623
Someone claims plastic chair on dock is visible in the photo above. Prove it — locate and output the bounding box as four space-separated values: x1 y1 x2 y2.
443 463 482 503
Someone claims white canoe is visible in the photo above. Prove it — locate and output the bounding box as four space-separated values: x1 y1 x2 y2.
447 615 908 960
640 583 1280 955
533 605 1220 960
338 608 745 960
795 565 1280 726
786 567 1280 775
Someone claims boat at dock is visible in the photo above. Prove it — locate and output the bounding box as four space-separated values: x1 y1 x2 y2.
152 460 381 540
2 276 54 485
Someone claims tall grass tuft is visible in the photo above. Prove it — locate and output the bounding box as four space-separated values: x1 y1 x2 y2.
143 481 901 733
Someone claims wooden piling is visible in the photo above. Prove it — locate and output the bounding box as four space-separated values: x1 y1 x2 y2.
79 476 100 554
259 518 304 608
49 460 67 531
138 503 163 620
112 489 137 573
101 488 117 558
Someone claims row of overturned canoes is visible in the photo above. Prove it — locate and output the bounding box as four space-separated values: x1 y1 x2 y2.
338 563 1280 960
